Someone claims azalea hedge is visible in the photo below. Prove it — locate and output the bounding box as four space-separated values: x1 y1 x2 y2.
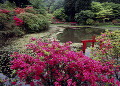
0 6 49 37
10 37 120 86
91 30 120 83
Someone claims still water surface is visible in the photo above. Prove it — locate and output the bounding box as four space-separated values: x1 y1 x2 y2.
57 27 105 43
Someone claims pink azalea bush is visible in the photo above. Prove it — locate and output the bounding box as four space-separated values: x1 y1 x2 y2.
13 16 23 26
91 30 120 82
0 9 11 14
50 17 66 24
10 38 119 86
14 8 25 14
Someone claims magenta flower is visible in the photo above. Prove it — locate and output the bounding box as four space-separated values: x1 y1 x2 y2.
13 16 23 26
11 81 16 85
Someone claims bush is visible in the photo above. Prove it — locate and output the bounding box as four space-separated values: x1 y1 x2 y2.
86 18 94 25
24 6 36 14
0 1 16 11
10 38 120 86
75 10 94 24
91 30 120 82
0 13 10 27
115 19 120 23
53 8 68 21
12 27 25 36
17 13 49 33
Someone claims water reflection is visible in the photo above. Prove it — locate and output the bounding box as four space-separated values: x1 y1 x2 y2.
57 27 105 43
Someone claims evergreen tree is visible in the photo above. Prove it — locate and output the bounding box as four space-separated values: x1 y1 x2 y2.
8 0 30 7
95 0 120 3
64 0 76 21
64 0 92 21
75 0 92 13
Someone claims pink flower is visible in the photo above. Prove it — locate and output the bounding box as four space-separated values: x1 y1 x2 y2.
30 81 35 86
13 16 23 26
116 80 120 86
30 37 36 41
67 79 72 86
12 81 16 85
54 82 61 86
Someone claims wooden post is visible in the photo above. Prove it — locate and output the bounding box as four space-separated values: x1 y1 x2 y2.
92 36 95 47
82 42 86 53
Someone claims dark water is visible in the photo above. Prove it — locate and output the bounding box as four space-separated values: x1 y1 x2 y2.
57 27 105 43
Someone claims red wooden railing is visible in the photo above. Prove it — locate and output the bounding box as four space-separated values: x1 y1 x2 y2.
81 36 97 53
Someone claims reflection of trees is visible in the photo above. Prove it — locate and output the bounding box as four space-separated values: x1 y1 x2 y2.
57 27 105 43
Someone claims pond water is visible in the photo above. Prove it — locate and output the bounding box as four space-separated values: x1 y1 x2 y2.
57 27 105 43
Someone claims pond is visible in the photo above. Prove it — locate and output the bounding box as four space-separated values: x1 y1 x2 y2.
57 27 106 57
57 27 105 43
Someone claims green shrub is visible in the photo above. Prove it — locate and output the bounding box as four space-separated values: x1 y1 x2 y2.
0 13 9 25
13 27 25 36
94 21 100 26
0 1 16 11
91 1 103 13
37 14 49 29
86 18 94 25
46 13 53 20
24 7 36 14
115 19 120 23
53 8 68 21
17 13 49 33
75 10 94 24
0 12 13 30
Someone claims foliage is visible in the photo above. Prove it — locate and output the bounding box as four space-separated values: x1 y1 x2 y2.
24 6 36 14
86 18 94 25
0 10 11 25
8 0 30 7
46 13 53 20
95 0 120 3
91 30 120 81
17 13 49 33
29 0 46 15
44 0 55 13
10 38 119 86
104 2 120 18
13 16 23 26
75 0 92 13
49 0 65 13
75 10 94 24
14 8 25 14
0 1 16 11
12 27 25 36
64 0 76 21
91 2 113 19
91 1 103 13
53 8 67 21
115 19 120 23
37 14 49 30
64 0 92 21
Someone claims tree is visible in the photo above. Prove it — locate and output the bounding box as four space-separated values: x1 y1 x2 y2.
64 0 92 21
91 2 113 22
64 0 76 21
75 0 92 13
8 0 30 7
95 0 120 3
44 0 55 13
50 0 65 13
29 0 46 15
